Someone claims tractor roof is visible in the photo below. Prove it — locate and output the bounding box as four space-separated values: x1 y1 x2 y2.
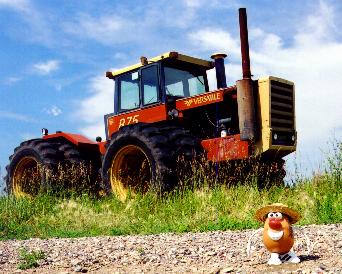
106 51 214 79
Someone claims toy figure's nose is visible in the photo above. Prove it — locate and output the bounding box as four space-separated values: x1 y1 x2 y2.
268 218 282 230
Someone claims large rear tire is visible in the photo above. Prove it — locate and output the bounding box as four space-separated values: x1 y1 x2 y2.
56 142 102 195
102 124 176 201
4 139 61 197
5 139 102 197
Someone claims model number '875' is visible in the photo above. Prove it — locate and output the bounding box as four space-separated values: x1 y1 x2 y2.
118 115 139 128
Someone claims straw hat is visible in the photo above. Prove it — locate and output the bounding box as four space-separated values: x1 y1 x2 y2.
255 203 301 224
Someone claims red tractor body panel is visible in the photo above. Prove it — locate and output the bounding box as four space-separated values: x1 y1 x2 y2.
175 86 236 111
43 132 97 146
176 89 224 110
43 132 106 155
106 104 168 137
201 134 249 161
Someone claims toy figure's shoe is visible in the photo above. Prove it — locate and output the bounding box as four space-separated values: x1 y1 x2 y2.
267 253 282 265
280 251 300 263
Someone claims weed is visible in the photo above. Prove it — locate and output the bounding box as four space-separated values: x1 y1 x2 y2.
136 247 145 255
111 227 125 236
17 248 45 270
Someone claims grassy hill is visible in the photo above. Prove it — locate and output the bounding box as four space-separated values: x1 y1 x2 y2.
0 141 340 240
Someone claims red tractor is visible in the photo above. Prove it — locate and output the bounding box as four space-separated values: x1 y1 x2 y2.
5 9 296 200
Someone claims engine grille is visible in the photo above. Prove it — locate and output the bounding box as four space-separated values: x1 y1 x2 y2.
270 80 295 146
270 80 294 131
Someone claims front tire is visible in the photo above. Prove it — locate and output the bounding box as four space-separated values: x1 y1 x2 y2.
102 124 175 201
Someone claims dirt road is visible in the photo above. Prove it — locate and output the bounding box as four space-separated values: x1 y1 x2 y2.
0 224 341 273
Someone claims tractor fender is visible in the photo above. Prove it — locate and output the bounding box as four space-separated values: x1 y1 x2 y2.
43 132 107 155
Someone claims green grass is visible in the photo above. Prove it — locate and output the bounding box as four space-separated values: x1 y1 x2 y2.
0 142 340 240
17 248 45 270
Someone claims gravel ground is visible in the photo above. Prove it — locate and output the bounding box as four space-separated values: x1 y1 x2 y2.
0 224 341 274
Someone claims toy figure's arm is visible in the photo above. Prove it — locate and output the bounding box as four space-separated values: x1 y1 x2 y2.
247 228 263 257
293 226 312 254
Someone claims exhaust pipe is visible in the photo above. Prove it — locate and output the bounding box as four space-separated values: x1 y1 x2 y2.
236 8 256 141
239 8 251 79
211 53 227 89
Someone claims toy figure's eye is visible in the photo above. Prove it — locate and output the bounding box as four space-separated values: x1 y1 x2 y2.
267 212 274 218
274 212 283 219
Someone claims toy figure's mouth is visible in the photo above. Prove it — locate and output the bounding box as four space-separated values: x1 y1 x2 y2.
268 229 283 241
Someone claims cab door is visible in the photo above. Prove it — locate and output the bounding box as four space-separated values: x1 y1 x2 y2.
106 64 168 138
140 64 161 107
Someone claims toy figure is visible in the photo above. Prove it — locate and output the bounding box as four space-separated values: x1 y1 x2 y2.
249 203 302 265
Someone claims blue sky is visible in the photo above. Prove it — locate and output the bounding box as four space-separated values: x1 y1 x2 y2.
1 0 341 187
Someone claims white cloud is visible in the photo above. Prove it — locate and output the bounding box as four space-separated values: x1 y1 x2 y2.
63 14 135 45
62 1 226 46
55 84 62 91
4 76 21 85
33 60 60 75
184 0 239 9
0 0 30 12
43 105 62 117
188 28 240 55
0 0 53 45
295 0 337 45
113 52 127 60
0 110 34 122
184 0 201 8
76 75 114 139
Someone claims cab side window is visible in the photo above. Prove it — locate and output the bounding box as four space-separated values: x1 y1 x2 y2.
118 72 140 111
141 66 159 105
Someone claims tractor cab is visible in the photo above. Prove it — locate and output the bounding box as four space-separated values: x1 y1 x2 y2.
106 52 213 115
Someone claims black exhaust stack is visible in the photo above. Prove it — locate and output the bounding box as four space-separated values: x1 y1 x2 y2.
211 53 227 89
239 8 252 79
236 8 256 141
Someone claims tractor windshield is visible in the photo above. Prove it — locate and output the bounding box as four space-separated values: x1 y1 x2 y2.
164 66 206 98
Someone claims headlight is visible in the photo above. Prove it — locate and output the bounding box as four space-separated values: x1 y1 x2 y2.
273 133 278 140
168 109 179 119
42 128 48 136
